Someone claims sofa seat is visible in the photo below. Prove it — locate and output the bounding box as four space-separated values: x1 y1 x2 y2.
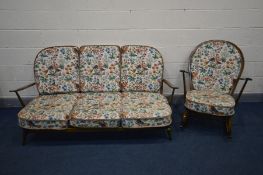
18 94 77 130
121 92 172 128
185 90 235 116
69 93 122 128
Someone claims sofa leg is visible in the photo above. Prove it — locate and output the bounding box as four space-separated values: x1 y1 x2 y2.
181 110 189 128
166 127 172 140
225 116 232 138
22 129 28 146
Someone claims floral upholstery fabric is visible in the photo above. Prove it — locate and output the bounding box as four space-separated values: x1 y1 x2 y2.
70 93 122 128
79 45 121 92
34 46 79 94
121 92 172 128
190 41 243 94
18 94 77 129
185 90 235 116
121 45 163 92
19 45 173 130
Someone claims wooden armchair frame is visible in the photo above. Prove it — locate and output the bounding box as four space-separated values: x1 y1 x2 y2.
179 40 252 137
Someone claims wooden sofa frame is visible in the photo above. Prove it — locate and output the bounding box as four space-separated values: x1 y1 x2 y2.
10 79 178 145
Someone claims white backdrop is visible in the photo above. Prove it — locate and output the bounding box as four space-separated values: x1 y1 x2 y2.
0 0 262 98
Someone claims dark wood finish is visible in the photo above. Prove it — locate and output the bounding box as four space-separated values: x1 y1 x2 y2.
9 82 36 107
9 82 36 93
236 77 253 104
163 79 178 89
179 70 190 100
180 40 252 137
225 116 232 138
162 79 179 105
166 126 172 141
181 110 189 128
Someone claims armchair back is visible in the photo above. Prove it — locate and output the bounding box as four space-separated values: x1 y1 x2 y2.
189 40 244 94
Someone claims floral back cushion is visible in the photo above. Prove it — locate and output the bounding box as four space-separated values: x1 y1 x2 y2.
190 40 244 94
121 45 163 92
34 46 79 95
79 45 121 92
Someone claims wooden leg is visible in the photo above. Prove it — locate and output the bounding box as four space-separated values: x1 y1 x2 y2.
181 110 189 128
22 129 28 145
225 116 232 138
166 126 172 140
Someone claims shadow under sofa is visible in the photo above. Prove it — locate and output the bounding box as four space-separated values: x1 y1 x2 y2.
10 45 178 145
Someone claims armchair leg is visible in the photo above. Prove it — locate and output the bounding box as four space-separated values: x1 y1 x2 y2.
166 126 172 140
225 116 232 138
22 129 28 146
181 110 189 128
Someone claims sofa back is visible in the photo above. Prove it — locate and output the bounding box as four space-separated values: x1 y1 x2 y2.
34 46 79 95
34 45 164 94
121 45 163 92
79 45 121 92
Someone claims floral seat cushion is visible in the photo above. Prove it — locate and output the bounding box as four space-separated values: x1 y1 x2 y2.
79 45 121 92
185 90 235 116
34 46 79 94
18 94 77 129
69 93 122 128
121 92 172 128
121 45 163 92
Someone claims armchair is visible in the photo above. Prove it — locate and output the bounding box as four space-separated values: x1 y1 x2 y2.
180 40 252 137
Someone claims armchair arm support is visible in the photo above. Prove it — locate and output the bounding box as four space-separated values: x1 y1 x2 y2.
162 79 179 105
235 78 252 104
180 70 190 99
9 82 36 107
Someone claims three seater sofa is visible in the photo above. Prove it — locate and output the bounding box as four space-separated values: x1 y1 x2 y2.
10 45 178 144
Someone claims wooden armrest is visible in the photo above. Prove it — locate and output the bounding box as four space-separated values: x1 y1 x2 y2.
9 82 36 107
179 70 190 74
180 69 190 99
163 79 179 90
239 77 253 81
235 77 252 104
9 82 36 92
162 79 178 105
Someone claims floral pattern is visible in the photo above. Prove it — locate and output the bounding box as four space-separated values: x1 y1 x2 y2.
190 41 243 94
18 120 68 130
18 94 77 129
18 45 172 130
121 45 163 92
79 45 121 92
185 90 235 116
121 92 172 128
70 92 122 128
34 46 79 94
70 92 172 128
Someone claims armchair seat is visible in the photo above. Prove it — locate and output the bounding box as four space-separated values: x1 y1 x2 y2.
185 90 235 116
121 92 172 128
18 94 77 130
69 93 122 128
